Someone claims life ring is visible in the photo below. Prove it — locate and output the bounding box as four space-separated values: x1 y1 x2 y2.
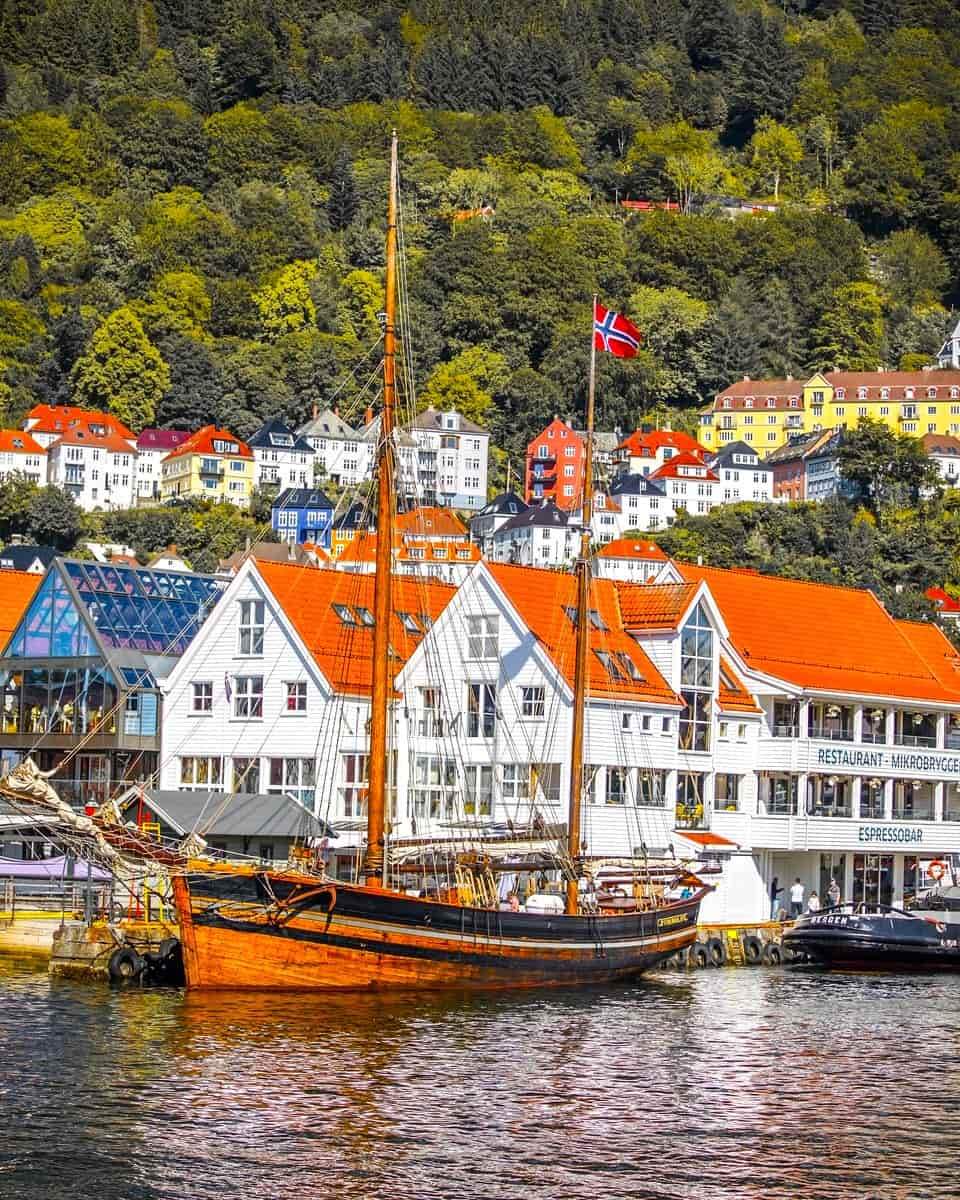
762 942 782 966
742 934 764 965
691 942 709 968
706 936 727 967
927 860 948 882
108 945 144 984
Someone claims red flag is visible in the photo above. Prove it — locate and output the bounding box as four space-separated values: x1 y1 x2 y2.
594 300 642 358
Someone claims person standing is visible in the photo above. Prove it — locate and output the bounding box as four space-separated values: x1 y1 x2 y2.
789 877 805 917
807 891 821 914
827 878 841 908
770 876 784 921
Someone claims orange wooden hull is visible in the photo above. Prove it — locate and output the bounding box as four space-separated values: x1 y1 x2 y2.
173 871 703 992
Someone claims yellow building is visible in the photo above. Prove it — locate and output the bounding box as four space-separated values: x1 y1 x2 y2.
160 425 255 508
699 369 960 453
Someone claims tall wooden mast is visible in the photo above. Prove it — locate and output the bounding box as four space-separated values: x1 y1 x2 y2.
565 295 597 916
363 130 399 887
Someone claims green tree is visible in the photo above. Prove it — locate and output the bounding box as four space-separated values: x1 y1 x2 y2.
420 347 509 426
327 149 359 232
810 283 885 372
30 485 83 549
748 117 803 200
875 230 949 308
838 418 940 512
253 260 318 341
70 307 170 432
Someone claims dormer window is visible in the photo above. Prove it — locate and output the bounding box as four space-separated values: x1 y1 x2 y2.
836 389 846 400
880 388 889 400
905 387 914 400
744 397 754 409
722 398 732 409
766 397 775 408
789 398 799 408
928 387 938 398
857 388 867 400
269 432 294 447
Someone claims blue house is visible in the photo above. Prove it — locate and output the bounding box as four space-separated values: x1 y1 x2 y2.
271 488 335 549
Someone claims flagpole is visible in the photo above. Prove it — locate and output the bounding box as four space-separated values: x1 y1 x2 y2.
565 293 598 917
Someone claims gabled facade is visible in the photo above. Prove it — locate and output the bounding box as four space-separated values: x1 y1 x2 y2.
922 432 960 487
708 440 774 503
403 407 489 511
136 429 192 501
593 538 670 582
763 430 834 502
469 492 528 555
47 428 138 511
160 425 255 508
271 487 335 548
0 558 227 806
298 408 364 486
525 418 585 508
0 430 46 484
491 500 579 567
648 451 720 517
0 545 56 575
613 429 706 476
248 418 315 493
22 405 135 450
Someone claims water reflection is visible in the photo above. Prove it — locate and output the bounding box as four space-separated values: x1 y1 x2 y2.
1 965 959 1199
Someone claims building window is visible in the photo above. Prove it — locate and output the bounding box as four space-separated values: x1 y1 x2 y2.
270 757 317 806
637 770 665 807
465 614 498 659
412 755 456 819
521 686 545 718
715 774 740 812
180 756 223 789
284 680 307 712
502 763 530 803
238 599 265 655
679 601 713 752
676 773 706 827
234 675 263 718
464 764 493 816
606 766 628 806
233 757 260 793
467 682 497 737
192 681 212 713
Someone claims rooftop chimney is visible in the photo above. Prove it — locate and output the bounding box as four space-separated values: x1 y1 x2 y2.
743 375 750 381
167 543 177 554
312 403 318 420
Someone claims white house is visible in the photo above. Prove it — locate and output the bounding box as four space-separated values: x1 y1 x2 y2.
298 408 365 486
248 418 315 492
135 429 192 502
47 428 138 511
593 538 673 582
0 430 46 484
403 407 490 511
469 492 529 555
490 500 580 567
707 440 774 503
921 432 960 488
648 451 721 518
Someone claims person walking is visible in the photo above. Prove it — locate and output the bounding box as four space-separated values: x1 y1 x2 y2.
789 877 805 918
827 878 841 908
770 876 784 921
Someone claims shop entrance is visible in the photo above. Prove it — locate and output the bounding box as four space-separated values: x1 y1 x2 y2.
853 853 894 908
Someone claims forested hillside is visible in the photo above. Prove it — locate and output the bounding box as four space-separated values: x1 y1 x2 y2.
1 0 960 472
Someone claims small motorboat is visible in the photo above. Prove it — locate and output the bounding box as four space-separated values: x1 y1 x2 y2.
783 903 960 971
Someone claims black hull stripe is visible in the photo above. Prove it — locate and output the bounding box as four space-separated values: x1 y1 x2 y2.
193 910 692 975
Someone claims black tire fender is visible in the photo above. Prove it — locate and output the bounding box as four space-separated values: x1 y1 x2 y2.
691 942 709 968
762 941 782 966
743 934 764 964
108 945 144 984
706 936 727 967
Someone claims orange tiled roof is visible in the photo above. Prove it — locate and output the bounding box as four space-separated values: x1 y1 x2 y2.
256 560 454 697
597 538 667 561
49 428 138 454
617 430 705 457
164 425 252 461
339 533 479 565
485 563 680 705
616 582 699 630
0 570 41 647
714 378 801 406
825 370 960 399
677 562 960 704
718 656 761 713
649 452 720 482
926 586 960 613
0 430 45 455
395 507 468 538
894 621 960 694
24 405 135 439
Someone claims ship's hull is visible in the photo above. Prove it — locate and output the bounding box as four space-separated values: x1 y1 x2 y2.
784 910 960 971
172 870 703 991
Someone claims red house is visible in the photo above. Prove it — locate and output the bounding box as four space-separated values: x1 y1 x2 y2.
525 418 586 509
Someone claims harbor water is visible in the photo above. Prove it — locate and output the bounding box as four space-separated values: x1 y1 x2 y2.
1 958 958 1200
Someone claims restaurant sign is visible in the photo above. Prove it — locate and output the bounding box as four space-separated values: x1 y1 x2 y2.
816 746 960 777
858 825 924 844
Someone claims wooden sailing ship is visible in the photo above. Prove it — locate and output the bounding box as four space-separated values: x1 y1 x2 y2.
0 134 708 990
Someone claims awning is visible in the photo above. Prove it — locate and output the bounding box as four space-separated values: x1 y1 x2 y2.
676 831 739 848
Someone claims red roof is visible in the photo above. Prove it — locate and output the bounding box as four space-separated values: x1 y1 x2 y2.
714 379 802 406
649 452 720 482
679 831 739 847
164 425 252 461
0 430 45 455
617 430 705 457
617 582 699 631
926 586 960 613
24 405 135 440
678 562 960 704
395 507 468 538
895 621 960 693
486 563 680 705
137 429 193 452
0 571 42 648
49 428 138 454
597 538 667 562
825 370 960 398
255 560 454 697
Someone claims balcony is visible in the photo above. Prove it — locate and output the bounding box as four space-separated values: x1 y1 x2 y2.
808 722 853 741
198 461 224 478
675 802 706 830
533 453 556 465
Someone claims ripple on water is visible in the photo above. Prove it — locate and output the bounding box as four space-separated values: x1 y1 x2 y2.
0 960 958 1200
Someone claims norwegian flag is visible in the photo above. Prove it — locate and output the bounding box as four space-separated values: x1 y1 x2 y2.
594 300 642 358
